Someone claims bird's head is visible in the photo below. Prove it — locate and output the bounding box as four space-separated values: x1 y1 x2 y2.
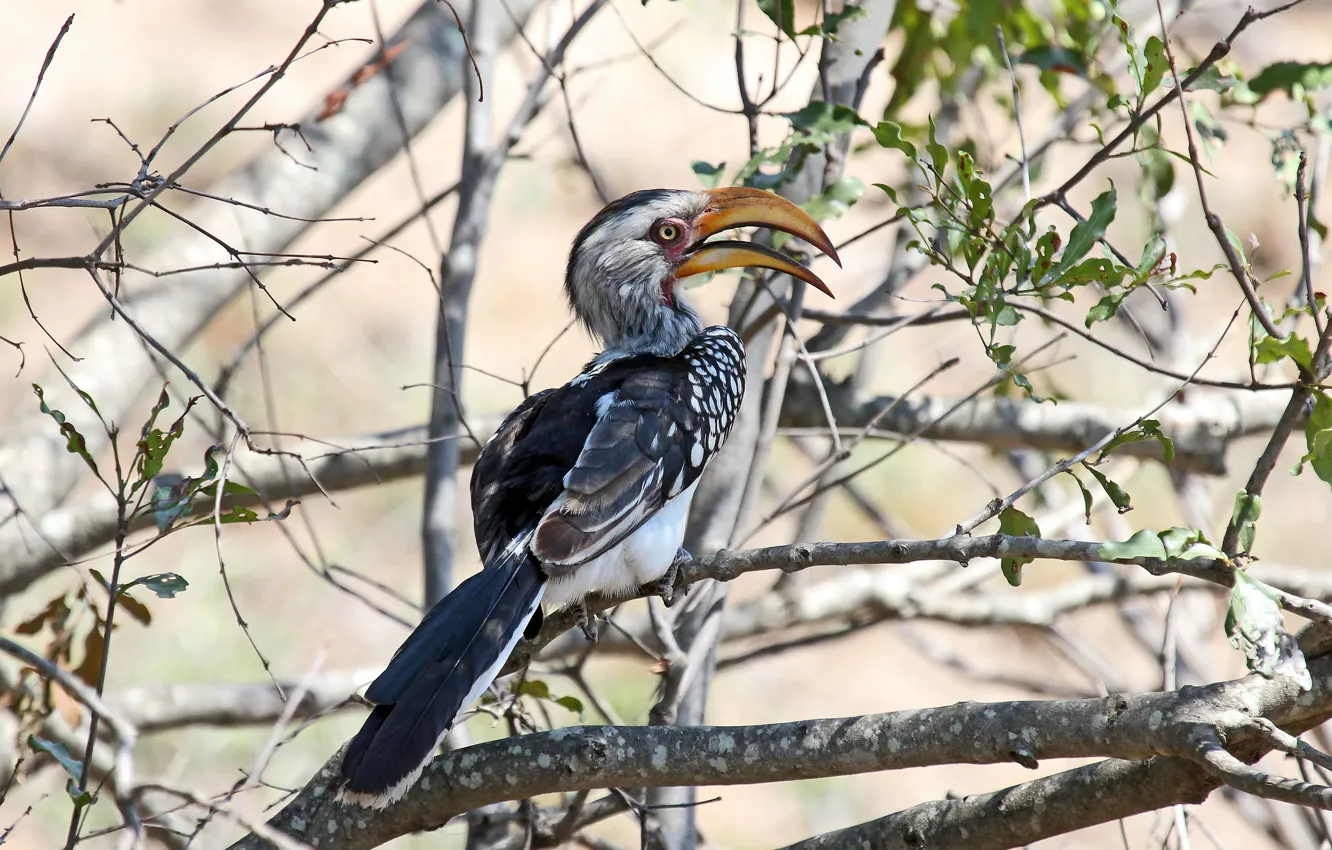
565 187 840 356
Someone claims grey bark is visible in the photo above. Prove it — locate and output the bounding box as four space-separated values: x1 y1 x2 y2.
229 646 1332 850
422 0 498 606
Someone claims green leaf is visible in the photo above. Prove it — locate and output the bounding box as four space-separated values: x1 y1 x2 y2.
1031 228 1061 281
199 444 225 485
1097 418 1174 463
873 182 898 204
872 121 918 162
1141 36 1167 95
135 396 198 493
803 176 865 222
66 779 96 807
1099 527 1225 562
149 478 193 532
29 734 83 781
1039 186 1117 286
32 384 105 486
1158 527 1224 561
1136 235 1169 279
123 572 189 599
1085 292 1127 327
1226 570 1311 688
200 479 260 499
1017 45 1088 77
1099 528 1165 560
956 151 993 229
1082 463 1132 513
1231 491 1262 555
139 386 171 440
1139 420 1175 463
1050 257 1128 290
1170 263 1227 286
784 102 867 142
997 506 1040 587
517 679 583 714
1247 61 1332 101
216 499 299 526
1065 469 1094 524
517 679 552 700
1254 332 1314 372
1296 390 1332 486
756 0 796 40
926 116 947 179
690 161 726 190
796 5 868 37
1185 64 1239 93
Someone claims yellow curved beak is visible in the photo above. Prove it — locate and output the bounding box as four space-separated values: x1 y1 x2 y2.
674 187 840 297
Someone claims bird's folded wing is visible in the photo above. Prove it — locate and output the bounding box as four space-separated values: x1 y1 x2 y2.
532 368 696 569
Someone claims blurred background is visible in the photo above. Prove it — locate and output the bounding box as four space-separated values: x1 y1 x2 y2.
0 0 1330 847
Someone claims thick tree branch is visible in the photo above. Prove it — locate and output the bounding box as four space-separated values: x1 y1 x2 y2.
782 754 1214 850
231 647 1332 850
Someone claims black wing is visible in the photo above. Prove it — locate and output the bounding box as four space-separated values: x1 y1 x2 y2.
469 327 746 573
472 326 746 573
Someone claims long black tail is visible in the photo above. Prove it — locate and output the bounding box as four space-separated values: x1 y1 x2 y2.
339 544 546 807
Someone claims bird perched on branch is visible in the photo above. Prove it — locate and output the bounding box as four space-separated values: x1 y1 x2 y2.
338 186 839 807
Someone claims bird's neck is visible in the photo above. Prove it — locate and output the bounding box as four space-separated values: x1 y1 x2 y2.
591 293 704 359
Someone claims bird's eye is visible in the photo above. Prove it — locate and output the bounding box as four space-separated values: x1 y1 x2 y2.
651 219 686 246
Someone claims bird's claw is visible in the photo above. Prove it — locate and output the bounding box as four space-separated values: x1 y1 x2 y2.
576 603 600 643
657 547 692 608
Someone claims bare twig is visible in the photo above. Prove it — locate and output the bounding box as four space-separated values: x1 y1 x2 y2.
0 14 74 169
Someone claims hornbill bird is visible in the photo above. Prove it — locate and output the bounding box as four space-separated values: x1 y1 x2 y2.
338 186 839 807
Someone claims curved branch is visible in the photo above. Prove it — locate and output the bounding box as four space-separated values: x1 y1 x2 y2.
230 649 1332 849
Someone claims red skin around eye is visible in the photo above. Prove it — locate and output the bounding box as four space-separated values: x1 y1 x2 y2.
655 217 692 306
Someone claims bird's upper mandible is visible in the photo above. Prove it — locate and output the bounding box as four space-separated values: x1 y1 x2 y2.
563 186 842 358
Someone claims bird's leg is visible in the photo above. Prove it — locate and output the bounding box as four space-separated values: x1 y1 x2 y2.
656 547 692 608
575 601 600 642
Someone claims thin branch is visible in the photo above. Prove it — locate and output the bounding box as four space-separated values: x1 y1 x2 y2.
1193 728 1332 810
1220 315 1332 553
0 379 1295 599
0 636 136 746
0 14 74 169
1296 151 1325 338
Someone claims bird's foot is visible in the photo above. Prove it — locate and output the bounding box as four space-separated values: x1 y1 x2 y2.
657 547 692 608
575 603 600 643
